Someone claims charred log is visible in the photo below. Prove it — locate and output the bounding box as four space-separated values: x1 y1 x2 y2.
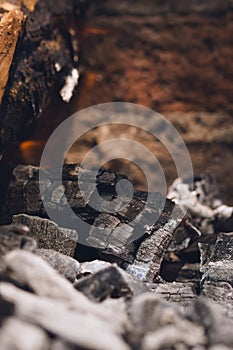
0 0 90 156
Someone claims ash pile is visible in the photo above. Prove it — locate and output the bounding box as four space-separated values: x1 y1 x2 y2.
0 165 233 350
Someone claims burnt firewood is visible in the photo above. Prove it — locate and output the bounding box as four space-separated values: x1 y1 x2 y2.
200 231 233 318
0 223 37 258
0 318 48 350
36 248 80 282
176 263 201 283
168 174 233 236
75 264 149 301
78 259 112 276
127 292 206 349
123 206 183 282
189 298 233 347
0 0 90 156
12 214 78 257
1 249 83 301
74 266 132 302
148 281 199 308
0 294 15 327
1 164 187 282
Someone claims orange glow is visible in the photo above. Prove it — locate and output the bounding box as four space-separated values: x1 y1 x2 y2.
20 140 44 164
83 27 110 36
85 71 97 89
20 140 44 152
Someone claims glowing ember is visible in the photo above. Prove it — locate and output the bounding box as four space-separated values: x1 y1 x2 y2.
20 140 44 164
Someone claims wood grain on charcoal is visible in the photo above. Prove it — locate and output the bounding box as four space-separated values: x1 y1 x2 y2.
2 164 186 282
0 165 232 350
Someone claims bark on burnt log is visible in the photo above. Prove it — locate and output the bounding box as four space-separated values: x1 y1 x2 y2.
0 0 89 156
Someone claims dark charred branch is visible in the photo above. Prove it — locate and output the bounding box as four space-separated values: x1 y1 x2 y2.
0 0 90 156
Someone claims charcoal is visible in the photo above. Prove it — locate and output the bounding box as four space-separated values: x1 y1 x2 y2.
78 259 112 277
4 165 190 280
2 250 83 302
150 282 198 308
74 265 131 302
124 205 183 282
199 232 233 318
0 283 130 350
50 340 76 350
0 295 15 326
168 219 202 254
142 322 205 350
176 263 201 283
36 249 80 282
12 214 77 257
0 0 89 156
1 250 129 329
0 224 37 273
0 224 37 257
189 298 233 347
127 293 206 349
0 318 49 350
210 346 233 350
74 265 148 302
168 175 233 235
202 282 233 319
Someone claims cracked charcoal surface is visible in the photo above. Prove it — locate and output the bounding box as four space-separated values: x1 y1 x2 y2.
3 164 187 282
0 149 232 350
0 208 233 350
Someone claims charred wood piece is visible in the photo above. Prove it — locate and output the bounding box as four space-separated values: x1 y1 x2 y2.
2 164 189 282
0 0 89 156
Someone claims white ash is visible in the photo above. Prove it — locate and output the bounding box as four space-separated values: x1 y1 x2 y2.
60 68 79 103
